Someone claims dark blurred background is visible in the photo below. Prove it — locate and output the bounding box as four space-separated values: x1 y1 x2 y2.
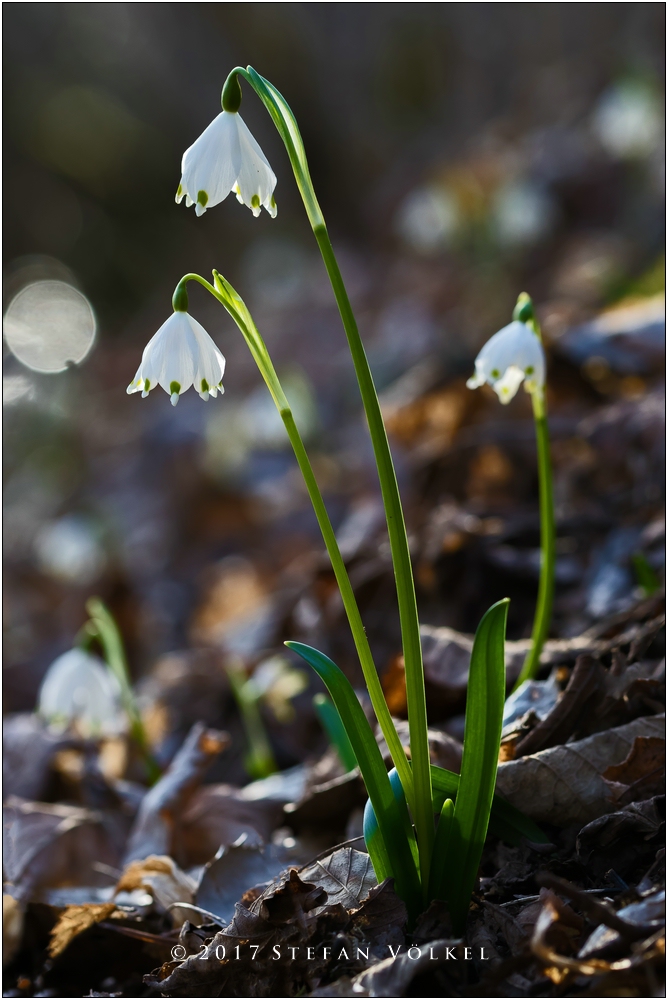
3 4 665 732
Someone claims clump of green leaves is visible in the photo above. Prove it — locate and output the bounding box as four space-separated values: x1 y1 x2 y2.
288 598 536 931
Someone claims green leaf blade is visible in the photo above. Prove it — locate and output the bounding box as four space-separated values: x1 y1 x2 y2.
286 641 421 919
430 764 549 845
444 598 509 933
362 797 393 885
428 797 454 902
313 692 357 772
244 66 323 227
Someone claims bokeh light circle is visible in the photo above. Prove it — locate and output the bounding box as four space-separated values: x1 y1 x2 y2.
3 280 96 373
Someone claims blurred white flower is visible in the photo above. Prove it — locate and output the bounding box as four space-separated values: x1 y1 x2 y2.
176 111 277 218
38 648 126 737
248 655 308 724
127 311 225 405
593 81 663 160
492 182 556 248
395 185 459 254
467 320 545 404
35 515 105 584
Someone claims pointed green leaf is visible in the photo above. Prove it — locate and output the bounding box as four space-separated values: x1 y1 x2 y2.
286 641 421 919
430 766 549 846
442 598 509 933
313 692 357 773
428 797 454 901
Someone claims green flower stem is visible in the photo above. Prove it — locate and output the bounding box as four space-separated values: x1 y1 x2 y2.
225 65 434 892
226 659 278 779
85 597 161 783
513 390 555 690
313 228 433 891
178 272 415 815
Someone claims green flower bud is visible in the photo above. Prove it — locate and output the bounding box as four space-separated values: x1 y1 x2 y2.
172 283 189 313
513 292 535 325
222 71 242 113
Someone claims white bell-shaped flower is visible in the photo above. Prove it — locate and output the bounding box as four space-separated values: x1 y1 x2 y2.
38 648 127 737
466 320 545 404
127 310 226 405
176 111 277 218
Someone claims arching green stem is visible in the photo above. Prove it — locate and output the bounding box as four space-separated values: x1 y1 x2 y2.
222 65 434 892
175 272 415 813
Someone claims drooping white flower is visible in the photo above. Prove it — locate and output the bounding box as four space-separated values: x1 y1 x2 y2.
466 320 545 404
176 111 277 218
127 310 226 405
593 81 662 161
38 648 126 737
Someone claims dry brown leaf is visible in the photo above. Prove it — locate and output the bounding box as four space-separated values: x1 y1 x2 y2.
578 889 665 958
138 648 232 747
376 718 463 773
482 899 531 953
299 847 378 910
148 861 350 997
115 853 175 892
3 714 84 801
420 624 607 714
3 894 24 966
495 715 664 826
180 783 284 864
383 382 471 456
576 796 663 876
602 735 665 804
514 655 604 757
3 797 120 903
115 854 196 924
151 847 407 998
123 722 229 865
420 607 663 719
190 558 271 648
531 891 664 979
310 937 461 998
48 902 117 958
284 771 366 833
381 655 408 715
603 735 665 783
195 840 304 925
467 444 515 501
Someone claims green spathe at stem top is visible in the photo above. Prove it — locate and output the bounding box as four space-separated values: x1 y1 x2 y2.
126 65 548 930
